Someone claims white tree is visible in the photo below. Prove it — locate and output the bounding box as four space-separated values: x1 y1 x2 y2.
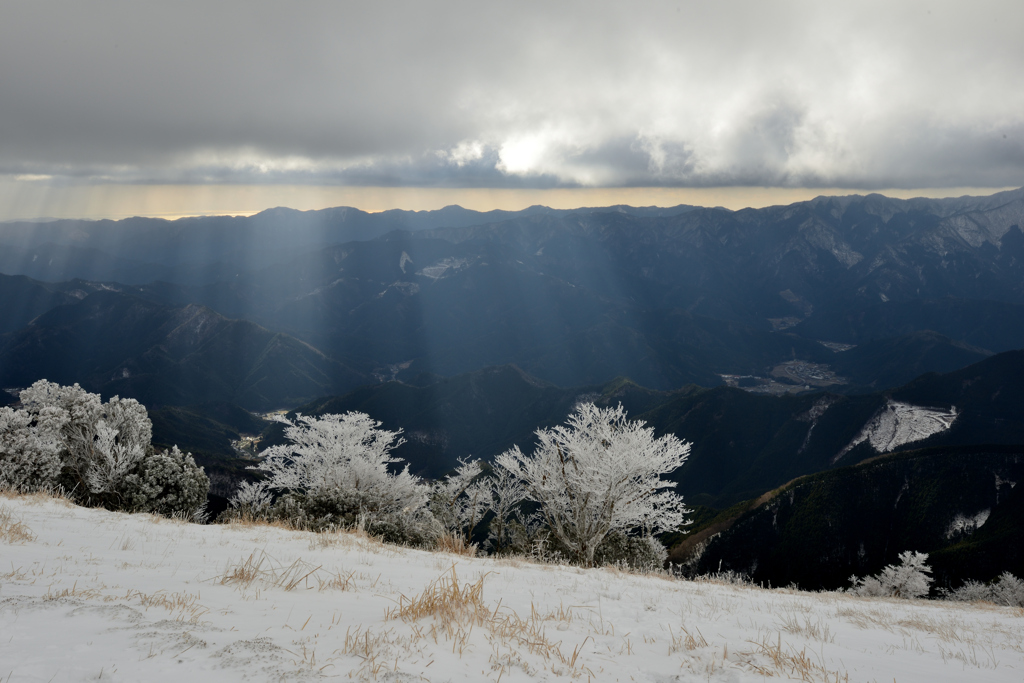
253 412 428 516
484 463 528 553
431 457 490 541
495 403 691 566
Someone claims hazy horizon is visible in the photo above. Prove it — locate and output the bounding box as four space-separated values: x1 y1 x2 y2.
2 2 1021 222
2 183 1020 223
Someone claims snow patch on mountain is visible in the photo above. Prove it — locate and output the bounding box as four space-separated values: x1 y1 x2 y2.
835 400 958 462
796 395 840 454
297 277 344 299
946 509 991 539
376 281 420 298
417 257 468 280
399 250 413 273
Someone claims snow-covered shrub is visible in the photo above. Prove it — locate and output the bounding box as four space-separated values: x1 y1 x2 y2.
83 396 153 501
943 572 1024 607
495 403 691 566
225 480 273 518
0 404 66 490
990 572 1024 607
362 508 440 547
17 381 151 502
2 380 208 517
849 550 933 598
119 445 210 519
847 574 888 597
18 381 103 489
258 489 439 545
592 531 668 572
249 412 433 541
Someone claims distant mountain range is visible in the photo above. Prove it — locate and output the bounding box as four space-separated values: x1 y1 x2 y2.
4 188 1023 400
3 186 1024 587
0 203 701 284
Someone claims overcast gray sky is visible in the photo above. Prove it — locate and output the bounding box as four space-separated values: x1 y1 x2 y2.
1 0 1022 217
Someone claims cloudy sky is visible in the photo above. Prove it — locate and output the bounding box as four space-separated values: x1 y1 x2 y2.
1 0 1022 219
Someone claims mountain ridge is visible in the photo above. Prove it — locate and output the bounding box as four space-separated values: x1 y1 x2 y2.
0 289 367 410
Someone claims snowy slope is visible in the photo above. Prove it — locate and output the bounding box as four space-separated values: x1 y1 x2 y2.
2 493 1022 682
836 400 958 461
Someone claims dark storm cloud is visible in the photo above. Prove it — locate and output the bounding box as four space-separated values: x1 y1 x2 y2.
2 0 1022 189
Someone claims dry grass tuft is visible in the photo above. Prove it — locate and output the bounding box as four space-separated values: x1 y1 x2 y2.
778 613 836 643
118 589 209 623
218 549 358 593
309 526 385 553
668 625 708 654
0 504 35 543
0 485 74 506
739 632 849 682
43 583 102 601
389 564 490 626
387 566 594 677
434 533 478 556
217 510 304 531
836 605 979 644
335 625 425 679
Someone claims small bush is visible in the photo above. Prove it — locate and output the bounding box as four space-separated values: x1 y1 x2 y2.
119 446 210 519
223 489 440 547
849 550 932 598
221 480 273 522
592 531 668 572
943 572 1024 607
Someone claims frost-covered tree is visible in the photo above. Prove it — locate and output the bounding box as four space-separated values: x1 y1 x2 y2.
849 550 933 598
484 464 528 553
17 381 103 491
495 403 691 566
253 412 428 517
431 457 490 541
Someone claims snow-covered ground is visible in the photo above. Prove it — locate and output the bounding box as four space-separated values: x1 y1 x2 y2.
2 493 1022 682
